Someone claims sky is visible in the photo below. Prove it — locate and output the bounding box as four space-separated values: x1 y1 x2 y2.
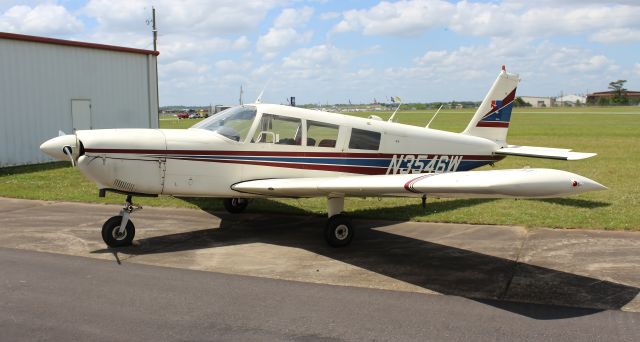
1 0 639 106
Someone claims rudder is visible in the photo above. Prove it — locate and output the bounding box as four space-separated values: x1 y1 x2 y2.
463 66 520 146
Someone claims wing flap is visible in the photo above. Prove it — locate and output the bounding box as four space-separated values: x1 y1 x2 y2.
232 168 606 198
496 145 596 160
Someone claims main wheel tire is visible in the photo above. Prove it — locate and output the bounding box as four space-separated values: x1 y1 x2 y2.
101 215 135 248
223 198 249 214
325 214 354 247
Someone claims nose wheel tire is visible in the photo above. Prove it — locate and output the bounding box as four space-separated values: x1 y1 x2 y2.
325 214 354 247
101 215 135 248
223 198 249 214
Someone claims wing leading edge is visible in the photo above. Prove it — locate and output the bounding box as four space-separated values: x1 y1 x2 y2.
232 168 606 199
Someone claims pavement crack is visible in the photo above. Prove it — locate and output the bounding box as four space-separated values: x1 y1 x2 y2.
499 230 529 300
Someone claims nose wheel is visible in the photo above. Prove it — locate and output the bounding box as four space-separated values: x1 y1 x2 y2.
101 195 141 248
102 216 135 247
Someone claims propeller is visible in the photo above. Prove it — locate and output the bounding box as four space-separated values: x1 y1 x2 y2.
62 145 76 167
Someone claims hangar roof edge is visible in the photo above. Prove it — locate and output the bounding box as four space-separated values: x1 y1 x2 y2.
0 32 159 56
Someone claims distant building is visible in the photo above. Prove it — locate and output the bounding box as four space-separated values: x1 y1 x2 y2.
586 91 640 105
0 32 159 167
556 94 587 106
520 96 555 108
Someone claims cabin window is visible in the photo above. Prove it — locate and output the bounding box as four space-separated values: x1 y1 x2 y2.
191 105 256 142
252 114 302 145
306 121 339 148
348 128 381 150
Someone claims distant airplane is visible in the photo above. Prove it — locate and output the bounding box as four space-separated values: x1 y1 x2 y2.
41 66 605 248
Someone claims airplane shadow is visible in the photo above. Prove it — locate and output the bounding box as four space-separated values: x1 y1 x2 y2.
178 196 497 222
531 198 611 209
92 199 638 320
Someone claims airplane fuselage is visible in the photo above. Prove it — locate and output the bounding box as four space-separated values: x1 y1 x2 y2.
73 104 502 198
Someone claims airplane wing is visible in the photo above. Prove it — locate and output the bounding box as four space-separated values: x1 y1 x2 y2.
495 145 596 160
232 168 605 199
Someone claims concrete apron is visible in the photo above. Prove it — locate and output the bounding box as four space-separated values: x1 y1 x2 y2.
0 197 638 312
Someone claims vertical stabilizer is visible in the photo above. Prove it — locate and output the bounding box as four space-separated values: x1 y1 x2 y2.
463 66 520 146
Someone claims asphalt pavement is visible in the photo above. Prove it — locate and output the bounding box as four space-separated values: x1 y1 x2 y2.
1 197 640 340
2 247 639 341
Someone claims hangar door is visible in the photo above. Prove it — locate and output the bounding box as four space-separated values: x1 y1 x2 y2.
71 99 91 131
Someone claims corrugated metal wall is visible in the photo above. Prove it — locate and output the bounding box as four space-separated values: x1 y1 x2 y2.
0 39 158 166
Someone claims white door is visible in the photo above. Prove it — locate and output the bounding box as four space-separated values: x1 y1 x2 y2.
71 99 91 131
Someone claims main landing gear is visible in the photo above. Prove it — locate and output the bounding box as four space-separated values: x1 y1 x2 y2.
101 195 141 248
223 198 249 213
222 197 354 247
324 197 354 247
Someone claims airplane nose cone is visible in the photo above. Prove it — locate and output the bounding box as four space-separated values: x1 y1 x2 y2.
40 134 76 161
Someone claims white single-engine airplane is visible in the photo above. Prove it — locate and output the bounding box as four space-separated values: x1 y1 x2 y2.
41 67 605 248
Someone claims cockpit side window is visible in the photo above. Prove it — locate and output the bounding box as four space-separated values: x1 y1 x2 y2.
306 121 339 148
252 114 302 145
191 106 256 142
348 128 381 150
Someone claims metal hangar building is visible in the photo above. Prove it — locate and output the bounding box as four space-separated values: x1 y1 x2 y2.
0 32 159 167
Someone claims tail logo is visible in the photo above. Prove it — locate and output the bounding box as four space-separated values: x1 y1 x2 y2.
477 89 516 128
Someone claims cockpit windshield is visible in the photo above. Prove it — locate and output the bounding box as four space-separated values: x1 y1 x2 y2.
191 106 257 142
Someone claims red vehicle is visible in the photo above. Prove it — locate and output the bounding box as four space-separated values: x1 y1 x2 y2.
176 112 189 119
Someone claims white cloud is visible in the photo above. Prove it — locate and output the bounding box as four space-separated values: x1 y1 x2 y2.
319 11 339 20
282 44 354 69
257 7 315 59
83 0 286 36
634 64 640 77
257 28 313 58
274 6 313 28
0 4 83 35
215 59 252 71
590 28 640 44
332 0 640 43
333 0 454 36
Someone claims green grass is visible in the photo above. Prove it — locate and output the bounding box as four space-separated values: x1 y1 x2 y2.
2 106 639 230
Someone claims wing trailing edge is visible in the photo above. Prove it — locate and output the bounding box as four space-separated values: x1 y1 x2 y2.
495 145 597 160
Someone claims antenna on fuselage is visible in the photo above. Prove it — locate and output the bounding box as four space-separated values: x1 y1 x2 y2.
425 104 444 128
387 96 402 122
255 79 271 104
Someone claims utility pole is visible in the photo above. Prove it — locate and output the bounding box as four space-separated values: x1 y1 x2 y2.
152 7 157 51
146 7 160 126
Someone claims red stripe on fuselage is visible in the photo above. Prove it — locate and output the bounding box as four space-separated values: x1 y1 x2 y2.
83 148 501 161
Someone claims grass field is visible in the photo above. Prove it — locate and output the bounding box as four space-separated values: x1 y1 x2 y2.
2 106 639 230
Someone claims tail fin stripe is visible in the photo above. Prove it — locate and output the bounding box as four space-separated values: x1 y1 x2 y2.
476 121 509 128
480 88 517 119
462 68 520 145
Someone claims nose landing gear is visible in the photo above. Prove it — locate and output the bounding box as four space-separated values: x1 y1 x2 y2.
101 195 141 247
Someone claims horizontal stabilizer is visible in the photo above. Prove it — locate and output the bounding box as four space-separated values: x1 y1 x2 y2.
495 145 596 160
232 168 606 198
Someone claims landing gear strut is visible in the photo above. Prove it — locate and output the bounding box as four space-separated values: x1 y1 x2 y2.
324 197 354 247
101 195 141 247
